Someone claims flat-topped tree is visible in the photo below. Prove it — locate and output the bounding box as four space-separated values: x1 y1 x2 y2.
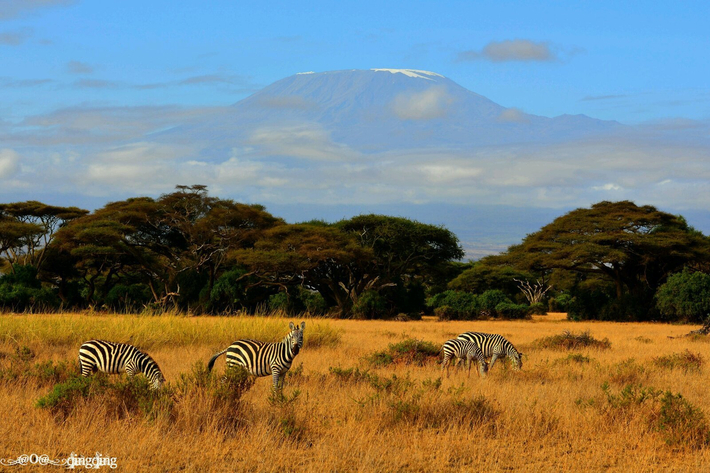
53 186 281 308
0 201 87 272
231 223 375 314
492 201 710 301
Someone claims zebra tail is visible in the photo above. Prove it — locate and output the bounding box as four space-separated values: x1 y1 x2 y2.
207 348 229 372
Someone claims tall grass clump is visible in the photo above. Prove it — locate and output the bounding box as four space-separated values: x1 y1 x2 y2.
172 361 254 433
654 392 710 448
0 314 341 350
534 330 611 350
36 373 170 421
597 383 710 449
364 338 440 367
652 350 703 373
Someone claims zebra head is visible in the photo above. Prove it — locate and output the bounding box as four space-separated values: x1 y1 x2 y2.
287 321 306 355
479 359 489 377
150 372 165 390
142 355 165 390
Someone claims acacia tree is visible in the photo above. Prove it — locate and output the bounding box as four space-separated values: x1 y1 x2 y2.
491 201 710 313
0 202 87 272
53 186 280 308
337 214 464 286
231 223 376 314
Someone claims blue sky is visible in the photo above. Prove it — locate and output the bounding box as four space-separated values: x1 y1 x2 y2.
1 0 709 256
2 0 708 122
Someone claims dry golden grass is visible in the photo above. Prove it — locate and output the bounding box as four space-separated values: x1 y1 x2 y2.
2 313 710 472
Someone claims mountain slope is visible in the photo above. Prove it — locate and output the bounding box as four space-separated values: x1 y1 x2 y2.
160 68 624 157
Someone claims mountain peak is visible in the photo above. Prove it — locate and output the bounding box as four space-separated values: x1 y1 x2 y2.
370 69 445 80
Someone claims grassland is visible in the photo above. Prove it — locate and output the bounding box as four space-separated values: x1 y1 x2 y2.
2 312 710 472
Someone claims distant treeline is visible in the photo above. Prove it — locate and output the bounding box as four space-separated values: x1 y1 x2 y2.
1 185 709 322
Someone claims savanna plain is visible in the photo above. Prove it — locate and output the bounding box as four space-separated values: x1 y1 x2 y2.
2 313 710 472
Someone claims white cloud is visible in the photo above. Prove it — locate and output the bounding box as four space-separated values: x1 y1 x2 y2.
458 39 557 62
392 86 454 120
498 108 529 123
0 0 75 20
247 124 360 161
0 149 20 178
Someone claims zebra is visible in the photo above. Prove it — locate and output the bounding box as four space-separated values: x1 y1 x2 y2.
207 321 305 390
441 338 488 378
457 332 523 371
78 340 165 390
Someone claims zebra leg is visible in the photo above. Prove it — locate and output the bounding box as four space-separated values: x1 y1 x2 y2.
489 354 499 370
442 354 451 378
467 356 472 378
272 371 281 391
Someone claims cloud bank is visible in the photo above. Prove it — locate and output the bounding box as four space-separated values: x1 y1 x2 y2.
2 104 709 214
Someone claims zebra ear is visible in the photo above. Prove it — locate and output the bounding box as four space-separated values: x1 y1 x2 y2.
301 321 306 330
289 322 296 330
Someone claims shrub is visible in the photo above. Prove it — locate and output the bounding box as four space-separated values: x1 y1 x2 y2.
352 290 387 319
328 366 372 384
534 330 611 351
209 268 250 313
433 305 458 321
365 338 440 367
548 293 573 312
495 302 531 319
426 290 479 320
652 350 703 373
656 270 710 323
608 359 646 385
478 290 511 316
654 391 710 448
0 265 60 312
528 302 547 315
36 374 111 417
105 284 152 311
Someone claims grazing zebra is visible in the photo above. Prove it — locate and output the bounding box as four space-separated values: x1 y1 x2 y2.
441 339 488 378
207 321 305 390
457 332 523 371
78 340 165 390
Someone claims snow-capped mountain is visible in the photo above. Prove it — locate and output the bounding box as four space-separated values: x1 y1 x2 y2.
160 68 623 157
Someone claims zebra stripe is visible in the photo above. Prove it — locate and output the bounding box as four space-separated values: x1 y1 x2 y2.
457 332 523 370
208 321 305 389
441 338 488 378
78 340 165 390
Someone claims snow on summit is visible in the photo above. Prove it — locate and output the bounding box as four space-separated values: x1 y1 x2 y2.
371 69 445 80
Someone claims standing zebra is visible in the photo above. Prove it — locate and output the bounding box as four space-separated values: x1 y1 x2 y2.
441 338 488 378
457 332 523 370
78 340 165 390
208 321 305 390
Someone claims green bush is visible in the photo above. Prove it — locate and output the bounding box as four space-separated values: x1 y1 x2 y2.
365 338 440 367
352 290 387 319
495 302 531 319
656 270 710 323
652 350 703 373
426 290 479 319
209 268 250 313
655 391 710 448
548 293 573 312
534 330 611 351
105 284 151 311
528 302 547 315
478 290 512 315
